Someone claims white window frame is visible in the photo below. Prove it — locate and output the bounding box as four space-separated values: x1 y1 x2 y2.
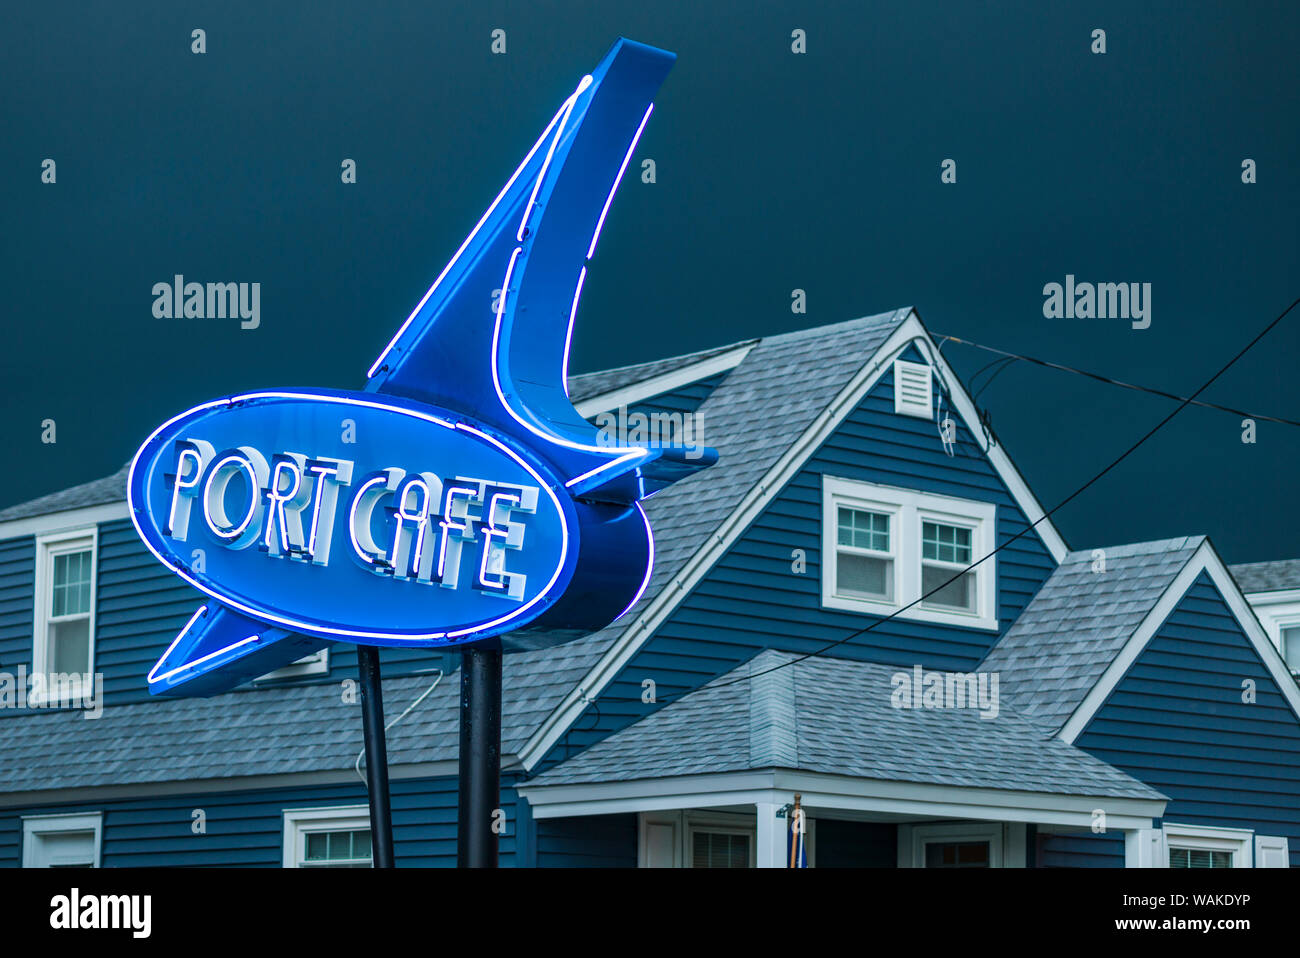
1241 590 1300 674
1162 823 1253 868
256 648 330 682
32 526 99 703
902 822 1005 868
686 819 757 869
282 805 372 868
822 476 997 631
22 812 103 868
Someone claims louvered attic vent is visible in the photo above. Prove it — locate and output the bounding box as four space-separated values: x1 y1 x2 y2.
893 359 933 419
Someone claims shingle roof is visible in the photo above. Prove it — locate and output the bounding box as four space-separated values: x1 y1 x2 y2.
0 310 917 790
0 461 131 522
1230 559 1300 594
979 536 1204 730
566 339 754 403
526 650 1165 801
0 649 600 793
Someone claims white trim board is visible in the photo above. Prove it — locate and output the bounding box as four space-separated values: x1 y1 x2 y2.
519 311 1070 770
1059 540 1300 743
572 342 756 418
22 812 103 868
0 502 128 544
517 768 1165 830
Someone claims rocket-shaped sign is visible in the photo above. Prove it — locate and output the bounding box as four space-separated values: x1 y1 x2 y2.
128 40 715 696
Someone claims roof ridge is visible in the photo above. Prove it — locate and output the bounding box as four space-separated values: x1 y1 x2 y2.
1063 534 1206 560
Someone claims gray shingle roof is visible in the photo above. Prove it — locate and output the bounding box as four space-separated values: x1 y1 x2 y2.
0 646 601 793
566 339 754 403
0 310 918 791
979 536 1205 730
0 461 131 522
527 650 1165 801
1230 559 1300 594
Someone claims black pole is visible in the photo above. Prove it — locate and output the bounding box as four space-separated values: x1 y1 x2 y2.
357 645 396 868
457 645 502 868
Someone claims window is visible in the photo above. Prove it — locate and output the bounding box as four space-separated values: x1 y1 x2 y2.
1281 626 1300 674
905 823 1005 867
23 813 102 868
33 529 98 688
1162 823 1251 868
692 830 751 868
835 506 894 600
924 841 991 868
1169 847 1232 868
921 521 975 612
283 806 372 868
823 477 997 630
893 360 933 419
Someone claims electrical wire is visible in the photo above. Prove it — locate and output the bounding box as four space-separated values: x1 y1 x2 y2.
939 333 1300 427
354 669 444 785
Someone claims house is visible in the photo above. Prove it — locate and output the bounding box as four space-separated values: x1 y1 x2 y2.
1 308 1297 868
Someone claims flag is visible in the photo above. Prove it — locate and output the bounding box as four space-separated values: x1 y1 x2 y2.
787 794 807 868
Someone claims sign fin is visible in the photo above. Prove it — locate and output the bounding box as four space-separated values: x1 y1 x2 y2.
147 603 330 697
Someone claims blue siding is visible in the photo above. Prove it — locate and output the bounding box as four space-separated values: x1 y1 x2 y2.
1037 832 1124 867
1075 572 1300 867
546 352 1058 763
535 813 637 867
0 536 35 690
0 775 524 867
95 519 205 702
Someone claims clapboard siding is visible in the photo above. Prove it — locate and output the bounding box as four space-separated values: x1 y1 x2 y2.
94 519 205 702
0 776 522 867
535 813 638 867
1037 833 1124 868
0 536 35 684
544 357 1058 762
1075 573 1300 866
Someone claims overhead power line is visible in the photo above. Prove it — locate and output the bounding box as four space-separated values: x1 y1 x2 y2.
937 334 1300 428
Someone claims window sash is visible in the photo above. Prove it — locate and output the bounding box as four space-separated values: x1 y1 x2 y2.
837 507 891 553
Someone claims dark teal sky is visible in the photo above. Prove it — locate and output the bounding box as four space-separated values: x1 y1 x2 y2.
2 1 1296 562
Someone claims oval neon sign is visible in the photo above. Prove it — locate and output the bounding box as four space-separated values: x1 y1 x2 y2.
129 390 576 644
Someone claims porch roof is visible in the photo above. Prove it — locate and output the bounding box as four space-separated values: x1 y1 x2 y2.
522 650 1166 805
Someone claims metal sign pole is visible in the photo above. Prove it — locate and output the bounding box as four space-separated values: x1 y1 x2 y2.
357 646 396 868
457 645 502 867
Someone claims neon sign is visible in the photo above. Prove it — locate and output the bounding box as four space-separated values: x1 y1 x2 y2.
130 39 715 696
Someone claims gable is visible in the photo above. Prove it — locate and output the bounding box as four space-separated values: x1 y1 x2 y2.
535 340 1059 767
1074 571 1300 865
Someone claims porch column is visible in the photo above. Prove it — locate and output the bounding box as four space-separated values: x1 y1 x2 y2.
755 803 786 867
1124 827 1167 867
